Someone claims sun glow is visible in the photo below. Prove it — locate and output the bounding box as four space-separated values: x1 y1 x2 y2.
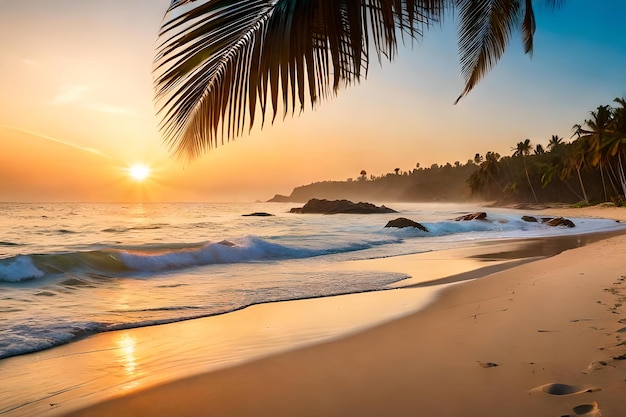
128 163 151 182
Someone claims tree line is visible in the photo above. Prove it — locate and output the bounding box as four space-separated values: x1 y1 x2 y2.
272 161 479 202
469 96 626 205
272 96 626 205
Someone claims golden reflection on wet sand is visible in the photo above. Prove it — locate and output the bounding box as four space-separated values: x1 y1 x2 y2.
115 334 141 389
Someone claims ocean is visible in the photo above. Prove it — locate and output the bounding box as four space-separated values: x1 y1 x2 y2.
1 201 624 361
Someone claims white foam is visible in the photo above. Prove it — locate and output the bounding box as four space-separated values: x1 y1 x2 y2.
385 214 626 241
117 237 313 272
0 256 45 282
0 321 102 359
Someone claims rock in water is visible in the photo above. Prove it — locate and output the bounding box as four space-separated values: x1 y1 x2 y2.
521 215 538 222
543 217 576 228
454 212 487 221
290 199 397 214
384 218 429 232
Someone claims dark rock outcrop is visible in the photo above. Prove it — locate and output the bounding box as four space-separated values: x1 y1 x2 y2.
290 199 397 214
454 212 487 221
543 217 576 228
384 218 429 232
521 215 539 222
522 215 575 227
242 212 274 217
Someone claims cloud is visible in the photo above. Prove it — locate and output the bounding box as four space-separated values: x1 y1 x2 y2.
0 125 116 161
51 84 90 105
86 102 131 114
20 58 37 66
50 84 131 114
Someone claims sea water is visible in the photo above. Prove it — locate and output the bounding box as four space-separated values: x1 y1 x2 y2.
1 202 624 360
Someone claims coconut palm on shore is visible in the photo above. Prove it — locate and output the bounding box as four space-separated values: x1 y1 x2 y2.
513 139 538 202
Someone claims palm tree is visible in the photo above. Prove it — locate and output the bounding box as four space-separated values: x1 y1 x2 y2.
467 151 503 198
539 142 591 202
613 96 626 131
513 139 538 202
563 138 590 203
155 0 565 159
483 151 504 193
605 97 626 198
584 105 613 162
534 144 545 155
547 134 563 151
576 104 623 199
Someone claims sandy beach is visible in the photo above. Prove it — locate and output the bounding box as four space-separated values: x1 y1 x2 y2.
4 206 626 417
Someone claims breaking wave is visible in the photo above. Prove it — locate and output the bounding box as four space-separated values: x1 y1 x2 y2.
1 213 623 283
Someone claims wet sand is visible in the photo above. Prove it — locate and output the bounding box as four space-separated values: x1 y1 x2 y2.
3 206 626 417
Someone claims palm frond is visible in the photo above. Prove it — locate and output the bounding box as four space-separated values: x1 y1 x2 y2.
155 0 449 159
454 0 522 105
454 0 564 104
522 0 536 54
155 0 563 159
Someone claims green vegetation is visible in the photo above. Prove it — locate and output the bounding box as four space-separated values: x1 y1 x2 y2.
272 162 479 202
469 97 626 205
272 97 626 205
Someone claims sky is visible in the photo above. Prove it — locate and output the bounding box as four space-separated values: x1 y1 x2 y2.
0 0 625 202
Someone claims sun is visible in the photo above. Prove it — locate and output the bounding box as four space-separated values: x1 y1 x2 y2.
128 163 151 182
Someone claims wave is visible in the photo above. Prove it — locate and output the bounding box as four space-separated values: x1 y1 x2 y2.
0 236 379 283
116 237 312 272
0 320 103 360
101 224 168 233
1 214 623 283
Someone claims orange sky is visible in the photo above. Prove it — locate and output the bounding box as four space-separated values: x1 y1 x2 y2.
1 1 625 202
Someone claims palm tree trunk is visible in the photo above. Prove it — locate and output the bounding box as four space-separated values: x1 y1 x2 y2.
576 166 589 203
523 158 538 202
618 152 626 199
562 179 584 201
599 163 608 201
606 160 621 196
487 172 505 193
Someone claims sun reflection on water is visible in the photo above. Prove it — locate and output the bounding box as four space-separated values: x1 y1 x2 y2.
115 333 142 389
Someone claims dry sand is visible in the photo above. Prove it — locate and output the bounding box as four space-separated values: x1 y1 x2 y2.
16 206 626 416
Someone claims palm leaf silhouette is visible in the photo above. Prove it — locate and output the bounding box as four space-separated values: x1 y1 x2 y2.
155 0 564 159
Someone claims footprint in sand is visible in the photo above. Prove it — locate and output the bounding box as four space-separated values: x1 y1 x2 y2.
570 401 601 416
477 361 499 368
585 361 608 372
531 383 601 395
542 389 602 417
